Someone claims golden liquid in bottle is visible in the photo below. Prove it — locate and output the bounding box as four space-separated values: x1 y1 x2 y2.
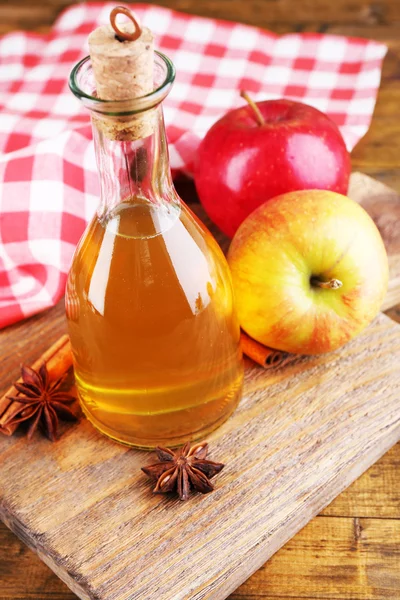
66 198 243 448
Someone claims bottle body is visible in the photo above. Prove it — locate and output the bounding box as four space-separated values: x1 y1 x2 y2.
66 197 243 447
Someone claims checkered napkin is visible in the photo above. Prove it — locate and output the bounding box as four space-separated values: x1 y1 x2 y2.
0 3 387 328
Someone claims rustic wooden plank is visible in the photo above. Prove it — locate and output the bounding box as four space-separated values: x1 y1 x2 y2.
1 2 400 599
0 522 75 600
323 24 400 41
1 0 399 31
232 516 400 599
386 304 400 324
347 173 400 312
0 301 66 398
2 512 400 600
321 442 400 518
353 121 400 172
0 311 400 600
0 401 398 597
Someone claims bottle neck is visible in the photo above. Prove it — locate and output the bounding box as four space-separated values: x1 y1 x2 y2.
91 105 176 216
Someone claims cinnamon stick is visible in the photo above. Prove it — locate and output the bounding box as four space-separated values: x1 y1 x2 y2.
0 335 73 436
240 331 296 369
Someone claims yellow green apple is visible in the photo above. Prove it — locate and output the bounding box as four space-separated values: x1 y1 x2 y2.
227 190 388 354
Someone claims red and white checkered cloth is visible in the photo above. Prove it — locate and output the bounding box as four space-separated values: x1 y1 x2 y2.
0 3 387 328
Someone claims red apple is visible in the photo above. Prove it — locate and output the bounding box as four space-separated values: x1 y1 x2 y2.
227 190 388 355
195 94 351 238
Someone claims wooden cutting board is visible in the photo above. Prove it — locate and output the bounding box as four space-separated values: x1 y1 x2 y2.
0 172 400 600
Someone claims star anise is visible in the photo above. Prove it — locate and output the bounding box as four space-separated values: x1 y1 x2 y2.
142 441 225 501
5 364 78 441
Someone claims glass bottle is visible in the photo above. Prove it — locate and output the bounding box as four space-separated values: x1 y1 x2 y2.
67 52 243 448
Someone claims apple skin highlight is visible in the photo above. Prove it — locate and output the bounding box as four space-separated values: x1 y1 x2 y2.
195 98 351 238
227 190 389 355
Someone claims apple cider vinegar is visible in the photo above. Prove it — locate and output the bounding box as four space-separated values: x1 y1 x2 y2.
66 197 243 447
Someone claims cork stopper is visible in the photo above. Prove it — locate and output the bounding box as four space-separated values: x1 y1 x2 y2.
88 7 155 140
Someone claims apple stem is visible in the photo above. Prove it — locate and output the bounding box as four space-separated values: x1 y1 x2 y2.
311 278 343 290
240 90 265 127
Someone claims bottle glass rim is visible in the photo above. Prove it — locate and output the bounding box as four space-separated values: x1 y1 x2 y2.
69 50 175 116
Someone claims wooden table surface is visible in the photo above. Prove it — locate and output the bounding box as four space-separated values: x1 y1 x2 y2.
0 1 399 599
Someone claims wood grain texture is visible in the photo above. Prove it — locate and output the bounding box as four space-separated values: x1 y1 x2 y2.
321 442 400 518
0 0 399 32
1 311 400 600
1 512 399 600
232 516 400 599
348 173 400 311
1 1 400 598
